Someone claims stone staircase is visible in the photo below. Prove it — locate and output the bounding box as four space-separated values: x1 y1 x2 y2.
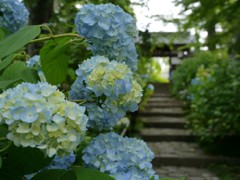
139 83 239 180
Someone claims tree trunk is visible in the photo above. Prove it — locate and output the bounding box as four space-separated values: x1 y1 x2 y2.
206 20 216 51
24 0 54 55
25 0 54 25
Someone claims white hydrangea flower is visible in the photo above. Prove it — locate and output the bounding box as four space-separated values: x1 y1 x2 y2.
0 82 88 157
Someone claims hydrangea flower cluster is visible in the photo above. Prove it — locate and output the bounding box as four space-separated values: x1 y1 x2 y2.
26 55 46 82
46 153 76 170
0 0 29 33
82 132 158 180
147 84 155 91
26 55 41 68
0 82 88 157
69 56 142 130
25 153 76 179
75 3 138 71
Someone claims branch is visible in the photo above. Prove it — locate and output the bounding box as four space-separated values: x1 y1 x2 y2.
29 33 83 44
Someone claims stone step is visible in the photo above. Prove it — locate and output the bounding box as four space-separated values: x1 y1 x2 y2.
141 128 196 142
146 101 185 108
142 116 186 129
149 142 240 168
150 94 172 98
147 99 183 106
147 97 181 103
151 84 170 92
139 107 185 117
154 166 219 180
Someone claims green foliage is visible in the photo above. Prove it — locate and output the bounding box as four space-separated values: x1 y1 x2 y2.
73 167 114 180
0 25 41 60
172 51 240 141
0 61 39 90
209 164 240 180
40 38 70 85
32 167 114 180
21 68 39 83
188 59 240 141
0 145 53 180
0 28 7 41
32 169 77 180
7 145 53 175
173 0 240 54
0 26 41 90
171 51 223 100
0 55 14 72
2 62 26 80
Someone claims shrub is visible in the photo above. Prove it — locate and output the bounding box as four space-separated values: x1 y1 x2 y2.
188 59 240 141
171 52 223 100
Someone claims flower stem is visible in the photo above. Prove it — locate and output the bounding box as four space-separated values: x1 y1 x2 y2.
29 33 83 44
0 138 12 153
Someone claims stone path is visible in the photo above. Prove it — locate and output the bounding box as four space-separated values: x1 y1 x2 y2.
139 83 222 180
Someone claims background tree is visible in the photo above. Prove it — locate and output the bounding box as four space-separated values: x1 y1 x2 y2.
24 0 134 31
173 0 240 55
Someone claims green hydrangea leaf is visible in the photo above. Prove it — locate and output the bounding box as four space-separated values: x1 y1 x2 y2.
0 55 14 72
0 79 21 90
7 144 53 175
0 25 41 60
32 169 77 180
73 167 114 180
40 37 70 85
21 68 39 83
0 61 27 89
2 61 26 80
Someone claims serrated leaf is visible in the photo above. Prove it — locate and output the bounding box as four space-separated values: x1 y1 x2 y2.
40 38 70 85
0 25 41 59
73 167 114 180
21 68 39 83
32 169 77 180
0 55 14 72
7 145 53 175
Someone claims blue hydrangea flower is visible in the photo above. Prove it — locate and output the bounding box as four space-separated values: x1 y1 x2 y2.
83 132 159 180
75 3 138 71
0 82 88 157
69 56 142 130
26 55 46 82
26 55 41 68
0 0 29 33
191 78 200 86
84 102 126 130
46 153 76 170
25 153 76 179
147 84 155 91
